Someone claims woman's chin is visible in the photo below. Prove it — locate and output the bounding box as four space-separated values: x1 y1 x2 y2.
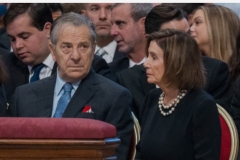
147 78 156 84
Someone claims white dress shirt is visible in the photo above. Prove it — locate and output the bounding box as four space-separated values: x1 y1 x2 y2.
129 57 146 68
95 40 117 63
28 54 55 82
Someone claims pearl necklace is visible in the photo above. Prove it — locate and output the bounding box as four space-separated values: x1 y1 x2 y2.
158 90 187 116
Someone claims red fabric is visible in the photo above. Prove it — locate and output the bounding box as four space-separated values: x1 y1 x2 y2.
0 118 116 139
219 115 231 160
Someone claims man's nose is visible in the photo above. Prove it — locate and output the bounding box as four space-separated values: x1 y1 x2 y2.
110 24 118 36
71 48 81 61
15 38 24 50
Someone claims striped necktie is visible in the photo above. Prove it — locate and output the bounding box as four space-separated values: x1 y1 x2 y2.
96 48 107 57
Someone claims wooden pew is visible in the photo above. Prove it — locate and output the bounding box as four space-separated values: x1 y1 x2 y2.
0 118 120 159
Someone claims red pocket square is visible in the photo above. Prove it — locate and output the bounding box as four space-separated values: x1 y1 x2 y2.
82 105 94 113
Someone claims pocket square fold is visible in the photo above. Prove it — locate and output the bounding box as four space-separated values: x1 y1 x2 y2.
82 105 94 113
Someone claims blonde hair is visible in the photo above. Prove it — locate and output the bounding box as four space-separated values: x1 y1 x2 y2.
197 5 240 65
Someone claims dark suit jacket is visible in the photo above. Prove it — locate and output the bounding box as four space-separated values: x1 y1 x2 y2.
0 47 11 55
91 54 116 81
117 56 233 118
3 53 115 103
202 56 233 114
117 64 154 118
8 69 133 160
231 76 240 139
2 53 58 103
0 85 7 116
109 56 129 76
0 28 11 52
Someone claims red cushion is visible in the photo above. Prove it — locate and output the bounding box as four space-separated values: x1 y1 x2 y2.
219 115 231 160
0 118 116 139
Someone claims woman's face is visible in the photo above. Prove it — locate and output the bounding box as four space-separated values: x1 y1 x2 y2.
144 40 165 86
190 9 210 54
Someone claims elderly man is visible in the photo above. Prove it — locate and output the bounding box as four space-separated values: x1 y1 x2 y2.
8 12 133 160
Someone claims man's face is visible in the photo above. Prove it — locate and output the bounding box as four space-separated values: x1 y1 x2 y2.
84 3 113 37
50 25 95 83
110 4 142 54
6 13 51 66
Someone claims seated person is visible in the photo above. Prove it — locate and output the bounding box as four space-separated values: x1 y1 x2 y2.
0 55 7 116
2 3 115 103
7 12 133 160
117 4 232 118
136 29 221 159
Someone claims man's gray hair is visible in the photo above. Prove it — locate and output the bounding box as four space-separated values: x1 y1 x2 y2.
112 3 153 22
50 12 96 45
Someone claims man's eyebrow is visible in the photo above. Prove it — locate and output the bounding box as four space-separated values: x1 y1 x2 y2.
60 41 89 45
7 32 30 38
115 20 125 24
18 32 31 37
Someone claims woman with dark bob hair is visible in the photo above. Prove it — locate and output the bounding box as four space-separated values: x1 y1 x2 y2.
136 29 221 159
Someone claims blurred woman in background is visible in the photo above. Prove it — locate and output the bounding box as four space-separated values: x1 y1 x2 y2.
190 5 240 67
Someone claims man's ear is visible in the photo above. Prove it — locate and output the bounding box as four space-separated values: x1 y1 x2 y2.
43 22 52 38
49 42 56 62
138 17 146 34
81 9 86 15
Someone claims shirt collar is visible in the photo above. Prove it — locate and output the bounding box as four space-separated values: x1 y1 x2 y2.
44 54 55 70
129 57 146 68
95 40 117 58
55 69 81 96
27 54 55 73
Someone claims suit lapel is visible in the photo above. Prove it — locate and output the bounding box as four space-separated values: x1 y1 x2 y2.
13 57 29 86
51 62 58 75
63 69 99 117
120 57 130 71
139 64 155 95
113 46 125 61
36 75 56 117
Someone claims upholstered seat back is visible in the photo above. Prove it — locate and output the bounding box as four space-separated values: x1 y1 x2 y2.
0 118 116 139
128 112 141 160
219 114 232 159
0 118 120 159
217 104 239 160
